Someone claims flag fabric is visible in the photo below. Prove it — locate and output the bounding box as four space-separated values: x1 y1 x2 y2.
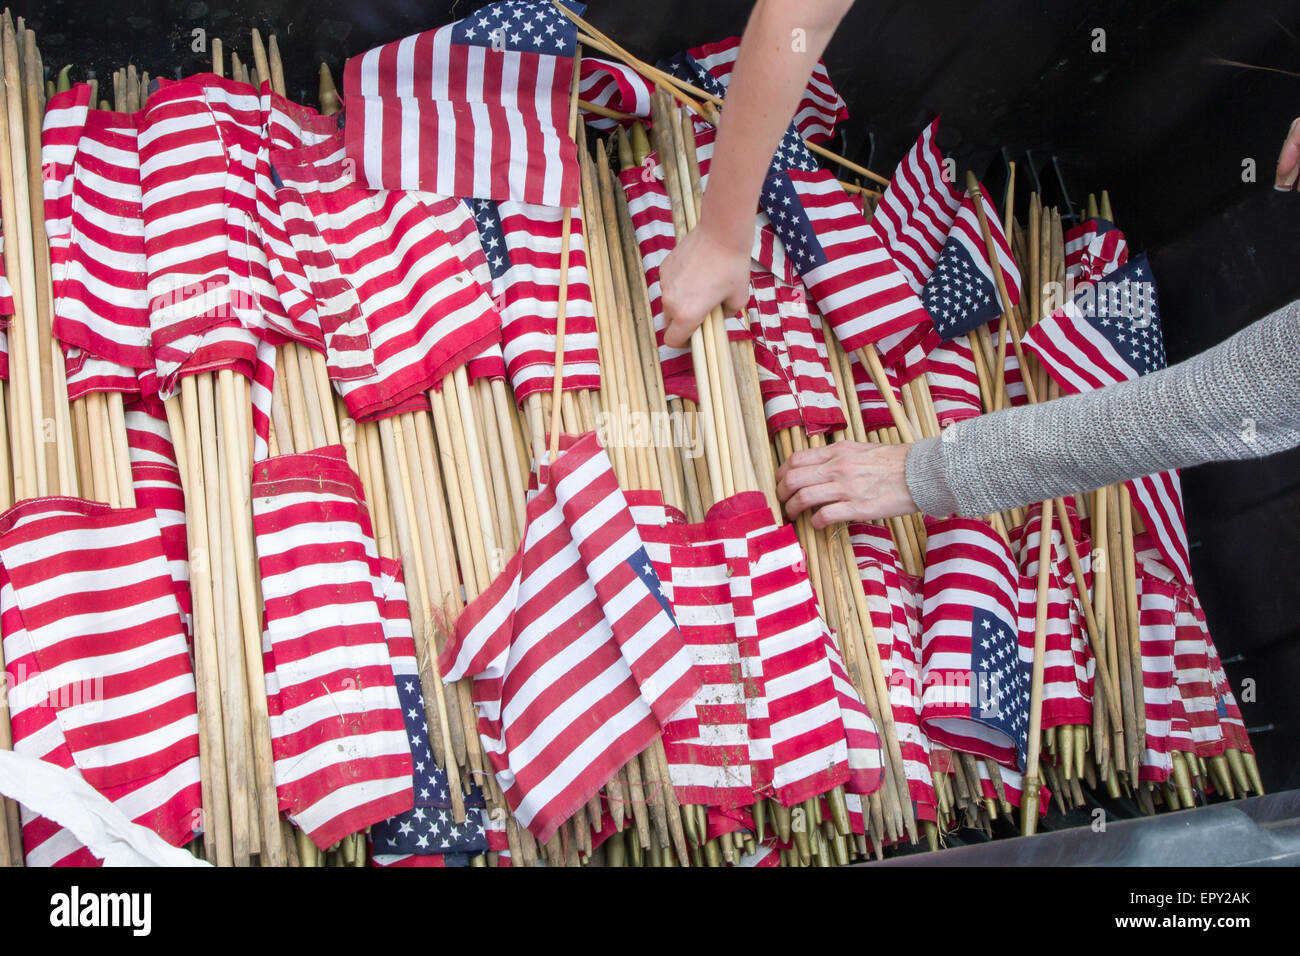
1013 504 1095 729
369 559 490 862
1199 602 1252 755
924 335 983 426
125 398 193 641
1020 254 1191 585
577 57 654 130
760 167 931 351
440 433 698 842
267 131 501 420
1137 572 1179 783
252 445 415 849
0 497 203 866
663 36 848 144
1172 595 1225 759
490 198 602 402
920 516 1030 771
851 522 938 820
870 118 963 294
342 0 584 206
42 84 153 376
920 185 1022 341
747 270 847 436
1065 217 1129 285
848 348 904 432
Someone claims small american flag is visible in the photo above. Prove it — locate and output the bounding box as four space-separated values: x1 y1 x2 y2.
1136 572 1179 783
664 36 848 143
441 433 698 843
760 167 931 351
578 57 655 130
1021 254 1191 585
370 560 489 863
0 497 203 866
1173 598 1225 759
1065 217 1129 285
343 1 584 206
920 516 1030 771
921 186 1022 340
871 118 963 294
924 335 983 426
253 446 415 850
1198 600 1252 755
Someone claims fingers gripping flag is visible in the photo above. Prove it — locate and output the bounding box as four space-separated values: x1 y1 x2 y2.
440 433 698 843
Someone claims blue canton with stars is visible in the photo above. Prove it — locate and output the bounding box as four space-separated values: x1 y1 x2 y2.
450 1 584 57
1069 253 1165 376
760 173 829 276
370 671 489 861
628 545 676 625
468 198 512 284
922 234 999 340
971 607 1032 770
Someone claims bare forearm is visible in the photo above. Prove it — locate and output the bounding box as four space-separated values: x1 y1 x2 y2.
697 0 853 255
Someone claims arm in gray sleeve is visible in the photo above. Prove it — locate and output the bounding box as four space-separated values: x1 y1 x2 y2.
904 298 1300 517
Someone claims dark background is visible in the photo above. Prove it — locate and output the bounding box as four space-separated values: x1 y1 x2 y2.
15 0 1300 790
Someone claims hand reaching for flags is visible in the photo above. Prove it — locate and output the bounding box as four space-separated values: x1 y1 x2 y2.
775 441 918 526
659 221 753 348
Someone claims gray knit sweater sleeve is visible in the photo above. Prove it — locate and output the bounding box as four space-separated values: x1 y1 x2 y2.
904 299 1300 517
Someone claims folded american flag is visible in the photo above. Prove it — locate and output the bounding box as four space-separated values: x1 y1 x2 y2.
663 35 848 144
441 433 698 842
1173 596 1225 760
578 57 655 130
268 132 500 421
1136 571 1179 783
747 270 847 436
343 0 584 206
920 516 1030 771
760 167 931 351
924 335 983 426
1198 601 1252 756
253 445 414 849
0 497 202 866
42 84 152 375
848 349 903 432
1065 217 1129 285
851 522 937 820
921 184 1022 341
370 559 489 864
1021 254 1191 586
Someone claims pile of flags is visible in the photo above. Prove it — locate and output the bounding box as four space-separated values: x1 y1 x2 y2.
0 0 1260 870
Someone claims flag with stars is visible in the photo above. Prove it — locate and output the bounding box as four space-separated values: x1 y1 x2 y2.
758 168 931 352
343 1 585 206
1021 254 1191 585
919 516 1030 771
370 559 489 862
441 432 699 843
921 186 1022 340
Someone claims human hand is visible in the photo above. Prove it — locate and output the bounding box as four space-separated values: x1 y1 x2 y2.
659 226 751 349
775 441 918 528
1275 117 1300 191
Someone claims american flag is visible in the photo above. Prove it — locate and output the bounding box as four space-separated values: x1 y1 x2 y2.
870 118 963 294
747 270 847 436
851 523 938 820
253 445 415 849
1197 599 1252 755
577 56 655 130
924 335 983 426
343 0 583 206
488 198 601 402
920 516 1030 771
268 133 501 421
920 185 1022 341
760 167 931 351
664 36 849 143
1013 505 1095 729
1065 217 1129 285
1136 572 1179 783
0 497 202 866
441 433 698 842
1020 254 1192 585
848 348 904 432
370 560 489 864
1172 597 1225 759
42 83 152 375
